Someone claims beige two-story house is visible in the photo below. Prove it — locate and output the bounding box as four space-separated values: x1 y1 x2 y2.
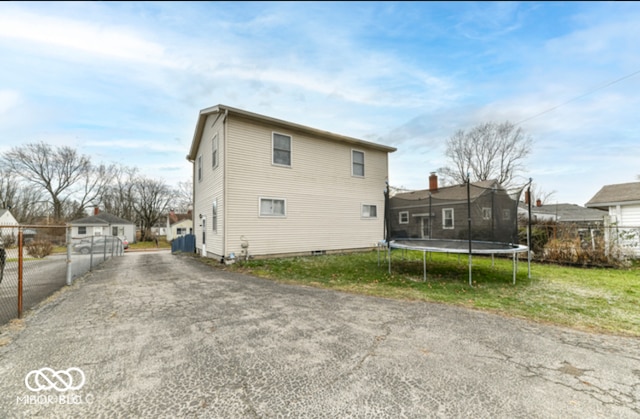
186 105 396 261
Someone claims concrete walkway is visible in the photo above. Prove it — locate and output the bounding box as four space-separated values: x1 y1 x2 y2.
0 251 638 418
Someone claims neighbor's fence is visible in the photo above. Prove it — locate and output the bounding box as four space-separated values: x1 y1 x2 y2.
0 225 125 326
521 222 640 265
171 234 195 254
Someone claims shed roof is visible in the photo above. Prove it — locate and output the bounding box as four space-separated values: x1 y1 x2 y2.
585 181 640 208
187 104 397 162
521 203 607 222
71 212 134 226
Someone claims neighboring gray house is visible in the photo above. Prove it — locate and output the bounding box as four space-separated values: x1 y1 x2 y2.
70 209 136 243
585 181 640 258
187 104 396 260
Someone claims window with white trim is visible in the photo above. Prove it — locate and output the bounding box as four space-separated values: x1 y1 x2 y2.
260 198 286 216
212 134 219 169
399 211 409 224
443 208 454 229
482 207 491 220
352 150 365 177
272 133 291 166
197 155 202 182
362 204 377 218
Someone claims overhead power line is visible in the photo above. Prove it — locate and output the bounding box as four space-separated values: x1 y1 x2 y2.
515 68 640 125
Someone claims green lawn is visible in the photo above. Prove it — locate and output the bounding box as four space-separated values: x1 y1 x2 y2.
199 250 640 337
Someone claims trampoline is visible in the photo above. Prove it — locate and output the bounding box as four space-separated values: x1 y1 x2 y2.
383 239 529 285
383 175 533 286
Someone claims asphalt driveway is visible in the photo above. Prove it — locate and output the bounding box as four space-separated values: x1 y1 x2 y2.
0 250 638 418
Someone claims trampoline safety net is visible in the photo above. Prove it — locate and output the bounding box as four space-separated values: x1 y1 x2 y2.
385 179 526 247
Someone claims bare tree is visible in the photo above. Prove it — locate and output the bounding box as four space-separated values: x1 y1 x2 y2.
0 167 46 223
438 121 532 187
132 176 172 242
172 180 193 213
1 142 93 221
101 165 139 221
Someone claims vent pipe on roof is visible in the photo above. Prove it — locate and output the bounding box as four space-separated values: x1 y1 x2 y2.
429 172 438 192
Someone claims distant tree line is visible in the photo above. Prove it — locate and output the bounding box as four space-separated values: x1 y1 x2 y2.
0 142 192 241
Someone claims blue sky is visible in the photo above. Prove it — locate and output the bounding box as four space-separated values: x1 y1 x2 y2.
1 1 638 205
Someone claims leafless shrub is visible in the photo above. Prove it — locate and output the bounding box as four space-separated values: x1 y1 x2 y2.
25 240 53 258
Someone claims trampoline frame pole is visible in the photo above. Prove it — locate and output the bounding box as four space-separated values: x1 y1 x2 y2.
467 175 473 287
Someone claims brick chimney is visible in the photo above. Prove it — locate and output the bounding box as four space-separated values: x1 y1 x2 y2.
536 199 542 207
524 190 530 205
429 172 438 192
94 206 99 215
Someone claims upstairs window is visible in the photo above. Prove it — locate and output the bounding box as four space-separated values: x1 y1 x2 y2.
352 150 365 177
399 211 409 224
197 155 202 182
273 133 291 166
482 208 492 220
212 134 219 169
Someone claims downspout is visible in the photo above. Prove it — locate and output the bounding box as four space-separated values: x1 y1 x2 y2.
222 109 229 260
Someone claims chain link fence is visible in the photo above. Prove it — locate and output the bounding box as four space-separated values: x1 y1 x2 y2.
0 225 125 326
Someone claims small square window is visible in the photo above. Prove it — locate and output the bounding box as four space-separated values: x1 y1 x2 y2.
362 204 377 218
399 211 409 224
78 226 87 235
260 198 286 216
482 208 491 220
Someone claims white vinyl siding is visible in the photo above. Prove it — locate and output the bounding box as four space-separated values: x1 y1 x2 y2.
352 150 364 177
204 115 390 257
272 133 292 167
193 115 225 257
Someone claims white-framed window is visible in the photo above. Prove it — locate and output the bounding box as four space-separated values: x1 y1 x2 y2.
482 208 492 220
212 134 219 169
399 211 409 224
260 197 286 217
272 133 292 166
503 209 511 220
212 199 218 232
362 204 377 218
443 208 454 229
352 150 365 177
197 155 202 182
